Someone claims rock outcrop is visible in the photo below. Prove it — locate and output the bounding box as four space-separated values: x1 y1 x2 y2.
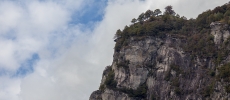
89 22 230 100
210 22 230 46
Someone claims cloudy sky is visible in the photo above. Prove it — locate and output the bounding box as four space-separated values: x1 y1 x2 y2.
0 0 229 100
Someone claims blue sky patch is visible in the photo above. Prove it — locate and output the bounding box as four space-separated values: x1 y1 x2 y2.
13 53 40 77
0 68 9 76
70 0 108 26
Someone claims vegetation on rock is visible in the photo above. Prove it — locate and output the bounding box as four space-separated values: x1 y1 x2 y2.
104 67 117 89
114 3 230 57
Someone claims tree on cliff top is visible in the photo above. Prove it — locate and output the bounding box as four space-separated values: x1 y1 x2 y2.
154 9 162 16
144 10 154 19
164 5 175 15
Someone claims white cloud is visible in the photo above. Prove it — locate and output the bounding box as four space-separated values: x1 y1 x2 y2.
27 1 70 33
0 76 21 100
0 0 229 100
0 1 24 34
172 0 230 18
0 0 84 100
0 40 18 70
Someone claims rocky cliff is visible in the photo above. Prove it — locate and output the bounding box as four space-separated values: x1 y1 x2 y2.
90 3 230 100
89 22 230 100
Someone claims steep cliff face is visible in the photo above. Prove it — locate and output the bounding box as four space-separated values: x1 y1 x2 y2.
89 21 230 100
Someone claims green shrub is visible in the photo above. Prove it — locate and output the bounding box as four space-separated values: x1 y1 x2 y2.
225 85 230 93
164 70 171 81
99 84 105 91
218 63 230 82
151 95 156 100
171 78 180 87
202 84 214 97
183 33 216 59
132 83 147 98
209 70 216 77
171 64 182 76
175 87 181 95
114 38 125 52
104 68 117 89
120 83 148 98
171 78 181 95
145 62 154 68
117 60 129 69
157 56 163 63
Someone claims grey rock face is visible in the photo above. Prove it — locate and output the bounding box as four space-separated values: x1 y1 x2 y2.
90 22 230 100
101 89 130 100
113 37 162 90
90 90 102 100
210 22 230 46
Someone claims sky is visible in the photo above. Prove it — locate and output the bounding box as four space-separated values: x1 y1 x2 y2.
0 0 229 100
